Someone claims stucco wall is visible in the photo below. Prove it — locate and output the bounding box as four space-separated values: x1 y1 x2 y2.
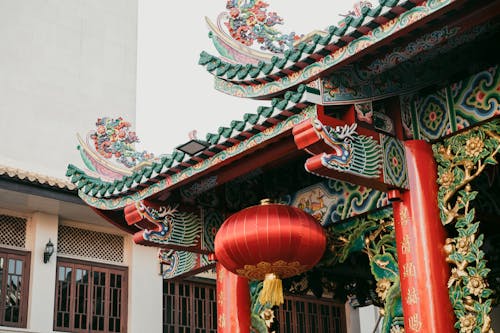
0 208 162 333
0 0 137 179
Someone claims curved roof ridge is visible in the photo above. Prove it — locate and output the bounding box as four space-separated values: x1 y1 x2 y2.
199 0 415 85
66 85 320 203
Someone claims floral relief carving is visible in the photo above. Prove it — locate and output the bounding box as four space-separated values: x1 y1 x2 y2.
433 119 500 333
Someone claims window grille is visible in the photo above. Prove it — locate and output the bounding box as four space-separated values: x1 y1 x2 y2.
277 295 346 333
163 280 217 333
57 225 124 263
54 259 127 333
162 280 346 333
0 214 27 248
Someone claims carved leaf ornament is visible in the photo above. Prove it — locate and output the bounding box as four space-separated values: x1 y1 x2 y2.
433 119 500 333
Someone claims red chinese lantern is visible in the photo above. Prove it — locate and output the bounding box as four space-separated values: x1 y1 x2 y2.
214 200 326 306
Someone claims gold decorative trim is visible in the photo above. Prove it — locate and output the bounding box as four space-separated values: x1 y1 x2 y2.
236 260 308 280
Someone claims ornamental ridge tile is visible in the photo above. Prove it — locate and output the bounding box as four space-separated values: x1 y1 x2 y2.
199 0 424 85
66 86 319 202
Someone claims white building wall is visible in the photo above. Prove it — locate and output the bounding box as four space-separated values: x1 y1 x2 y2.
346 304 381 333
0 0 137 179
128 242 163 333
26 212 59 332
0 3 165 332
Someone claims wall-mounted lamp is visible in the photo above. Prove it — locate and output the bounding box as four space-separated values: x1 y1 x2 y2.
43 239 55 263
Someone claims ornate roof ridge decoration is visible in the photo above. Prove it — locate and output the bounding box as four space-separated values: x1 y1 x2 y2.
77 117 157 182
205 0 304 65
0 164 76 191
66 85 320 209
200 0 459 99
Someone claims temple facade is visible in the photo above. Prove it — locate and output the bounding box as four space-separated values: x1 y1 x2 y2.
66 0 500 332
2 0 500 333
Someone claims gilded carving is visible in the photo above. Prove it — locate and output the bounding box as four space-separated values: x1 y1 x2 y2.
326 208 404 331
402 262 416 278
398 206 409 227
406 288 419 305
236 260 307 281
401 235 411 255
433 119 499 333
408 313 422 332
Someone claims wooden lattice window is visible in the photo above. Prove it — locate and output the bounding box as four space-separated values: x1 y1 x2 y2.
54 259 128 333
0 214 27 248
163 280 217 333
163 280 346 333
0 248 30 328
277 294 346 333
57 225 124 263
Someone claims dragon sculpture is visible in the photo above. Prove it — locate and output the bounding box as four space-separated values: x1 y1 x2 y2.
132 202 202 248
314 120 383 178
158 249 211 279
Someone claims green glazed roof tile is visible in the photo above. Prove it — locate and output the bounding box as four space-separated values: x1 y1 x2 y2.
198 51 213 66
275 57 288 69
199 1 417 83
216 62 231 76
237 64 252 80
257 106 274 118
115 181 125 191
206 133 221 145
218 126 233 138
172 151 185 162
143 167 153 179
206 58 221 72
230 120 246 131
226 64 242 79
243 113 260 125
125 177 134 187
68 85 321 198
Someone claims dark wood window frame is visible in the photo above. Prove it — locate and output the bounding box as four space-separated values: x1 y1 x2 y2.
54 258 128 333
0 247 31 328
163 279 218 333
163 279 347 333
277 293 347 333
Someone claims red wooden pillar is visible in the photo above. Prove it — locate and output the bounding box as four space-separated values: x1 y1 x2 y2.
390 140 455 332
216 263 251 333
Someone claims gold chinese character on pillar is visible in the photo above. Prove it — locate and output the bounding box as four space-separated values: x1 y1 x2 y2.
218 313 226 328
406 287 419 305
403 262 416 278
408 313 423 332
401 234 411 254
399 206 409 226
218 291 224 305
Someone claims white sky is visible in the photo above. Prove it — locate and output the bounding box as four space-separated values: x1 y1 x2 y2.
136 0 359 154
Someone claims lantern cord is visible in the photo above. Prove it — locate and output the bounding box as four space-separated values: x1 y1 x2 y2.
259 273 284 307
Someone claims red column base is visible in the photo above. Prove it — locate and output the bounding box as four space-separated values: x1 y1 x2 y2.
216 263 251 333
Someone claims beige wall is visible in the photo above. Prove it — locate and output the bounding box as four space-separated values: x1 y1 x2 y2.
128 241 163 333
0 208 162 333
0 0 137 179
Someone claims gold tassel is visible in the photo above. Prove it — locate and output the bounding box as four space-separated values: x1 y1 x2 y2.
259 273 284 307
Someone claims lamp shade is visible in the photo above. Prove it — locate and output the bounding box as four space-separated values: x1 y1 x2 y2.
214 202 326 305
